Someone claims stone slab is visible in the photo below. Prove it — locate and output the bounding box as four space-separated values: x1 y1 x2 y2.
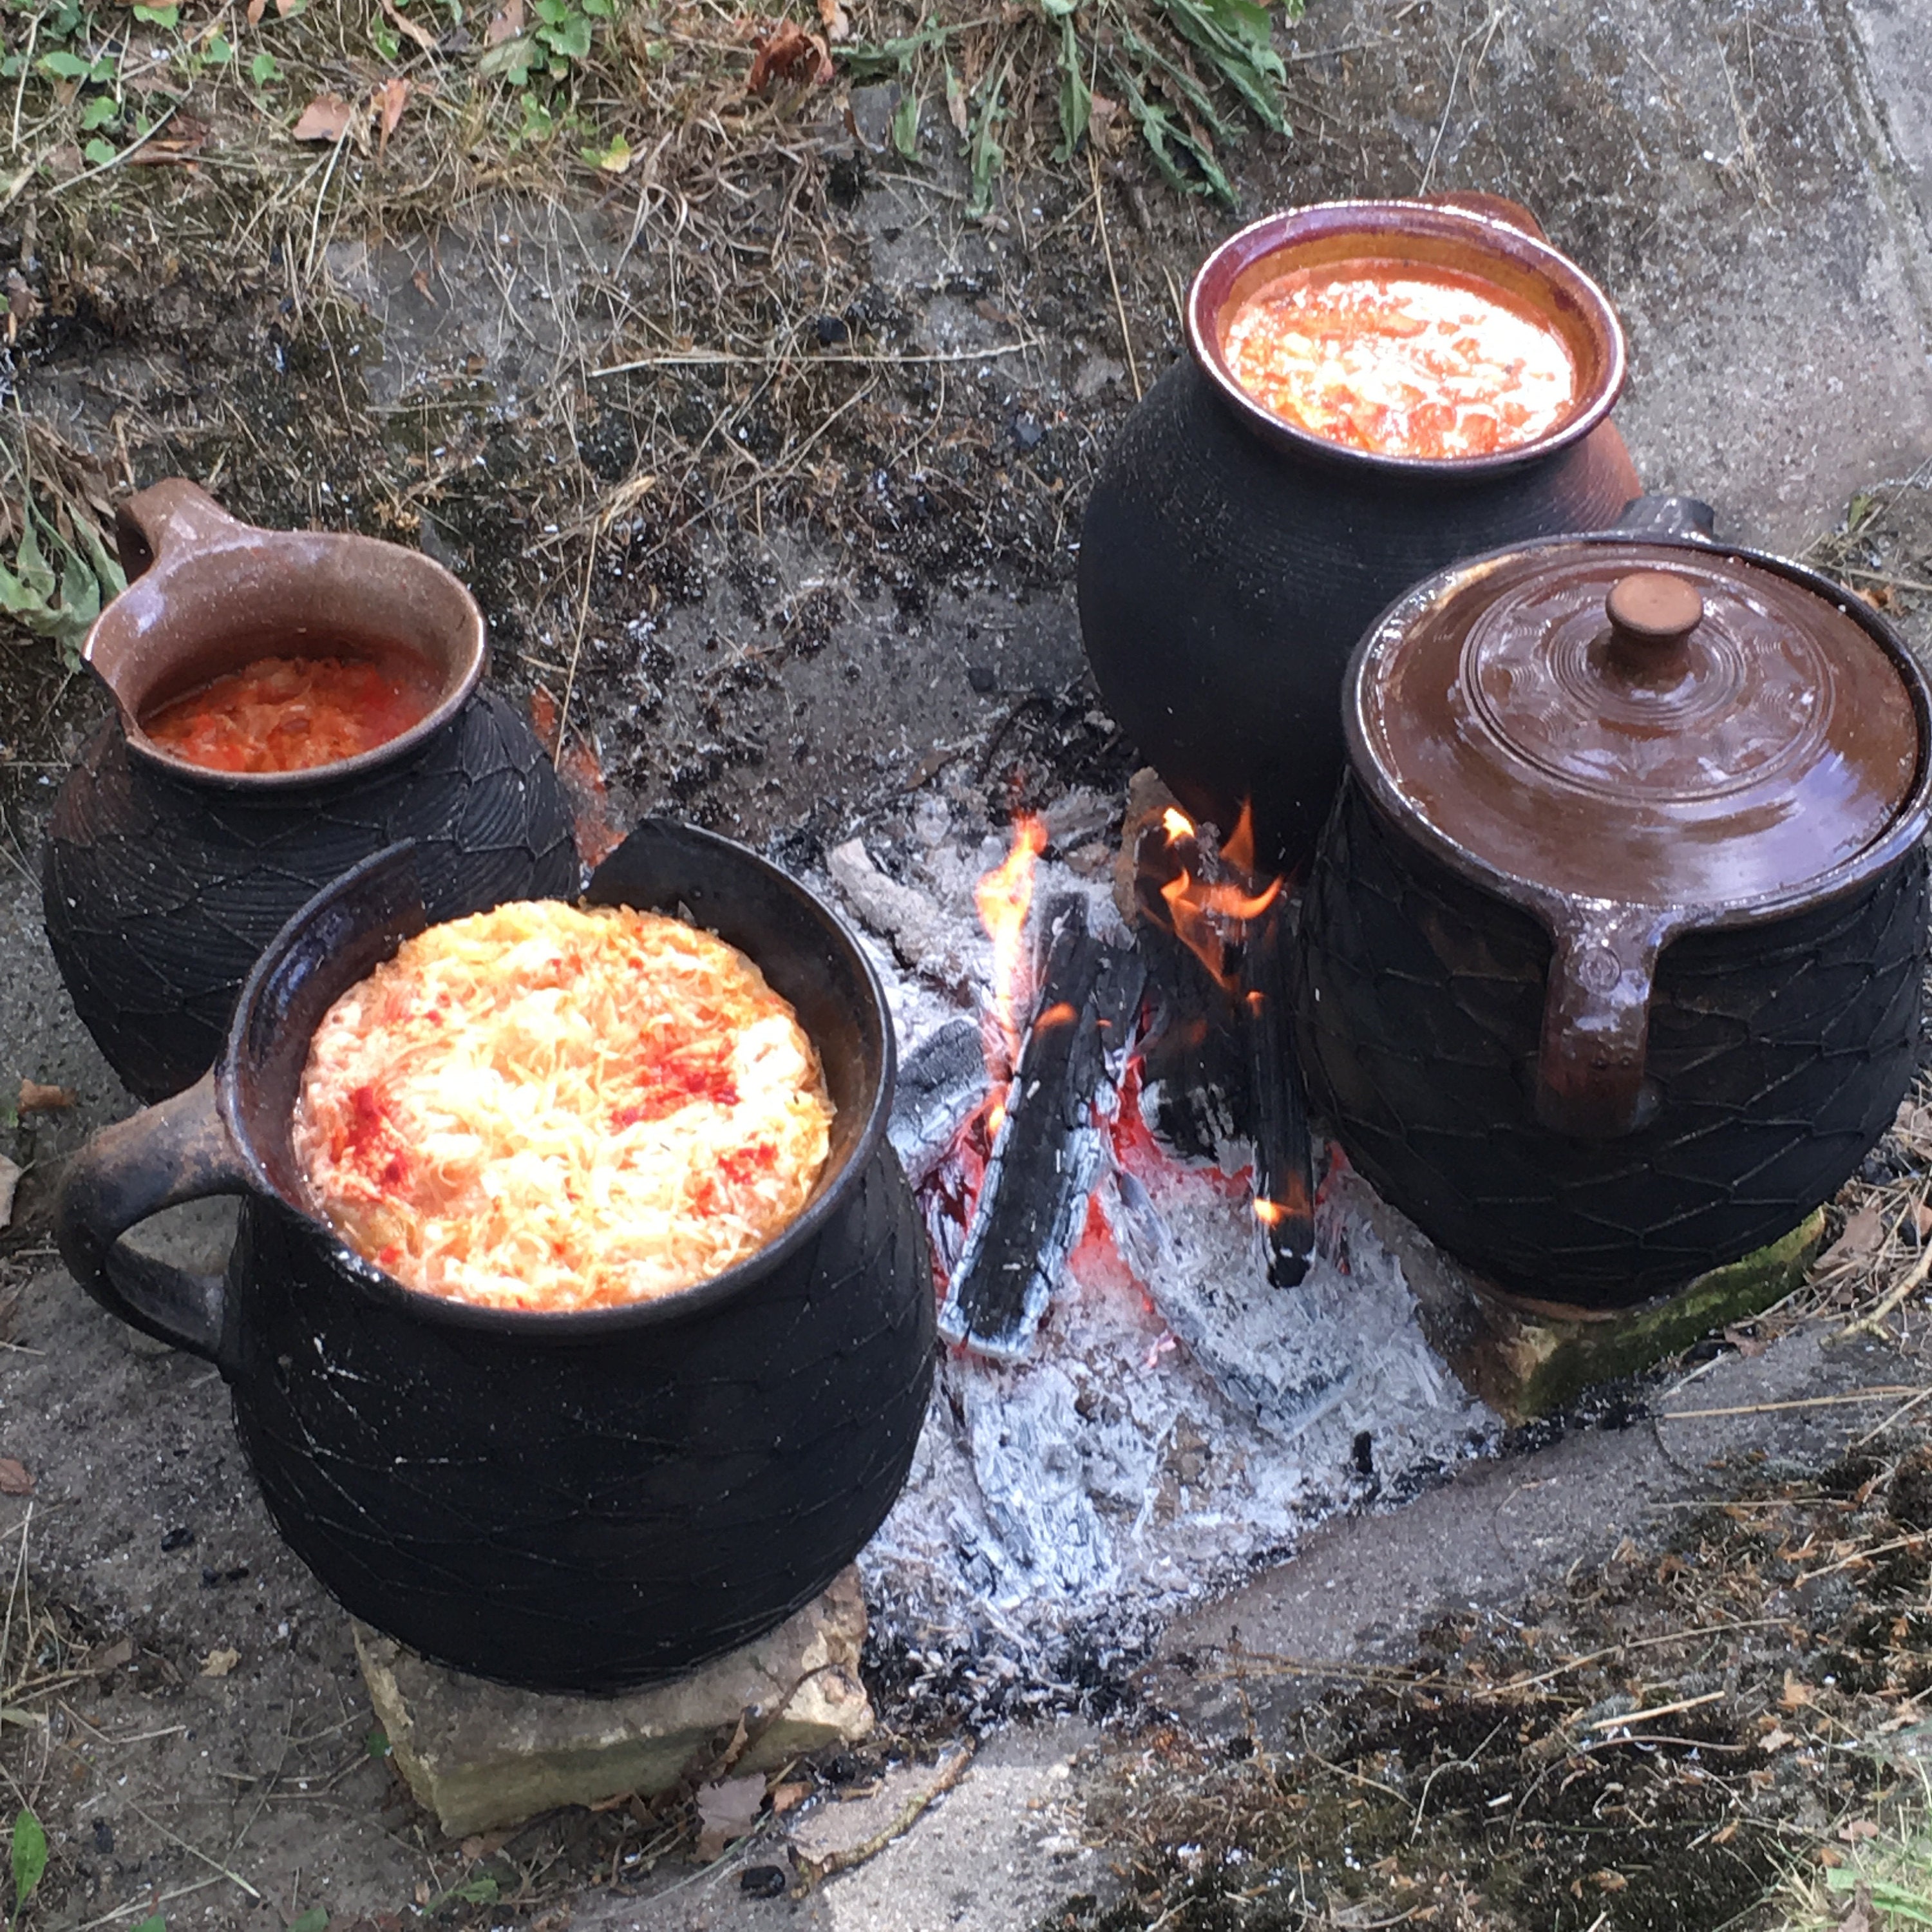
1452 1209 1831 1423
355 1567 874 1839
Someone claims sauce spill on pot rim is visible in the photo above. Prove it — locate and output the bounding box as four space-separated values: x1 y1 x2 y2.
1220 259 1579 460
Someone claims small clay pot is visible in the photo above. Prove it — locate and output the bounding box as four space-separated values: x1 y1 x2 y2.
1296 506 1932 1307
42 480 578 1100
54 829 936 1694
1078 197 1641 873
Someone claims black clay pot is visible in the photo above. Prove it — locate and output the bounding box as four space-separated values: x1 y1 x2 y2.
55 829 936 1694
1296 524 1932 1309
1078 198 1642 873
41 480 578 1102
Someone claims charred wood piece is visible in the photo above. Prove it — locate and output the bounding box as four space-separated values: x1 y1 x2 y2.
938 896 1142 1360
1235 904 1314 1287
889 1016 991 1187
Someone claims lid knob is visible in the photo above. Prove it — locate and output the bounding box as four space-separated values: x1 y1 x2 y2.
1605 571 1704 651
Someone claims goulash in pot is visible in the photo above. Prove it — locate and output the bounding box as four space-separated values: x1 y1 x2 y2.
1222 262 1577 459
293 900 835 1310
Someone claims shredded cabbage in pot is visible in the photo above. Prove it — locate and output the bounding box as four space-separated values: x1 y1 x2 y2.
292 900 835 1310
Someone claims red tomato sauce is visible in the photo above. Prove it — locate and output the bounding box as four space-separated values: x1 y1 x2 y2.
1223 261 1578 459
142 655 437 774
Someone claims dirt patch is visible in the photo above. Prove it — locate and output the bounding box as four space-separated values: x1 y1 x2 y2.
1046 1430 1932 1931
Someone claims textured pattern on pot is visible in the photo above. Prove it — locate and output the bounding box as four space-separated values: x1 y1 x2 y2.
1296 524 1932 1310
54 829 936 1695
42 479 578 1103
1078 195 1640 874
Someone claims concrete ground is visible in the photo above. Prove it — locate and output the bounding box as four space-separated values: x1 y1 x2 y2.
4 0 1932 1925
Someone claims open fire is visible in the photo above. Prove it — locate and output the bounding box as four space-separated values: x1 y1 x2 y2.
822 781 1488 1715
925 799 1313 1363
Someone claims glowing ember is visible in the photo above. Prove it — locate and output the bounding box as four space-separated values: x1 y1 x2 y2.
975 815 1047 1081
1158 804 1282 989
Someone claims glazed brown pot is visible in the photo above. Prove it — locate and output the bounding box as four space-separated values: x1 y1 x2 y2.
1296 512 1932 1308
1078 196 1641 873
42 480 578 1101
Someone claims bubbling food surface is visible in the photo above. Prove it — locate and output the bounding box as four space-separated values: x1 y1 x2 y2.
142 653 437 773
1222 261 1578 459
293 900 835 1311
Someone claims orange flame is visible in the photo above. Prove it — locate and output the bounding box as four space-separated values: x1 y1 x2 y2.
1157 802 1281 988
976 814 1047 1081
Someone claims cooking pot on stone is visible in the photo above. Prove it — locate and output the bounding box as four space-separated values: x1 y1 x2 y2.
43 478 578 1103
55 828 936 1694
1078 196 1642 874
1294 503 1932 1309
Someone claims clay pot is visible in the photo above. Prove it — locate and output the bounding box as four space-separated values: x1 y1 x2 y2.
1078 197 1641 873
42 480 578 1101
55 828 936 1694
1295 508 1932 1309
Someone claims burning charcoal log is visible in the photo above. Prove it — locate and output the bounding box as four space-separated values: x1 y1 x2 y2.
938 896 1140 1360
889 1017 992 1187
1135 914 1246 1160
1236 904 1314 1287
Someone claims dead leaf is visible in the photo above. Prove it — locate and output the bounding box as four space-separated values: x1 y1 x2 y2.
1723 1323 1769 1358
746 20 833 97
770 1779 811 1815
245 0 266 20
0 1156 19 1233
1913 1202 1931 1239
1760 1726 1797 1753
19 1079 74 1112
292 93 357 142
200 1646 241 1678
1857 584 1896 612
694 1772 764 1861
0 1459 33 1497
486 0 525 44
377 0 439 52
1589 1871 1629 1893
1837 1887 1874 1932
1838 1817 1880 1843
815 0 850 41
124 115 209 167
1781 1670 1814 1709
375 76 411 155
91 1638 134 1673
1821 1200 1887 1271
276 0 300 14
411 268 436 303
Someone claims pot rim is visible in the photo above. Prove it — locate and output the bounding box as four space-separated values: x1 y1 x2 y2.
90 518 487 793
1341 530 1932 935
1186 199 1629 481
219 827 899 1339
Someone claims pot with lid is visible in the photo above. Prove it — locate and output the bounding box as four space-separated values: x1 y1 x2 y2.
1295 504 1932 1309
43 478 578 1103
1078 195 1642 875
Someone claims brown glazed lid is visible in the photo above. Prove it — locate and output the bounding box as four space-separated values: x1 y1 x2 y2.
1358 541 1918 906
1350 536 1925 1140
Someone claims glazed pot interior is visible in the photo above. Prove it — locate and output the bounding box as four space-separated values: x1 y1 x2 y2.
226 826 891 1329
91 531 484 782
1188 200 1627 474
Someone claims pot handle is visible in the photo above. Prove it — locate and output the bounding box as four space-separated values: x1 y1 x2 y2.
114 478 248 584
1534 903 1678 1139
55 1073 247 1363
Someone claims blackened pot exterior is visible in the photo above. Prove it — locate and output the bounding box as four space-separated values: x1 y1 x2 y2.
43 686 578 1102
55 831 936 1694
1077 355 1641 871
1298 772 1930 1309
